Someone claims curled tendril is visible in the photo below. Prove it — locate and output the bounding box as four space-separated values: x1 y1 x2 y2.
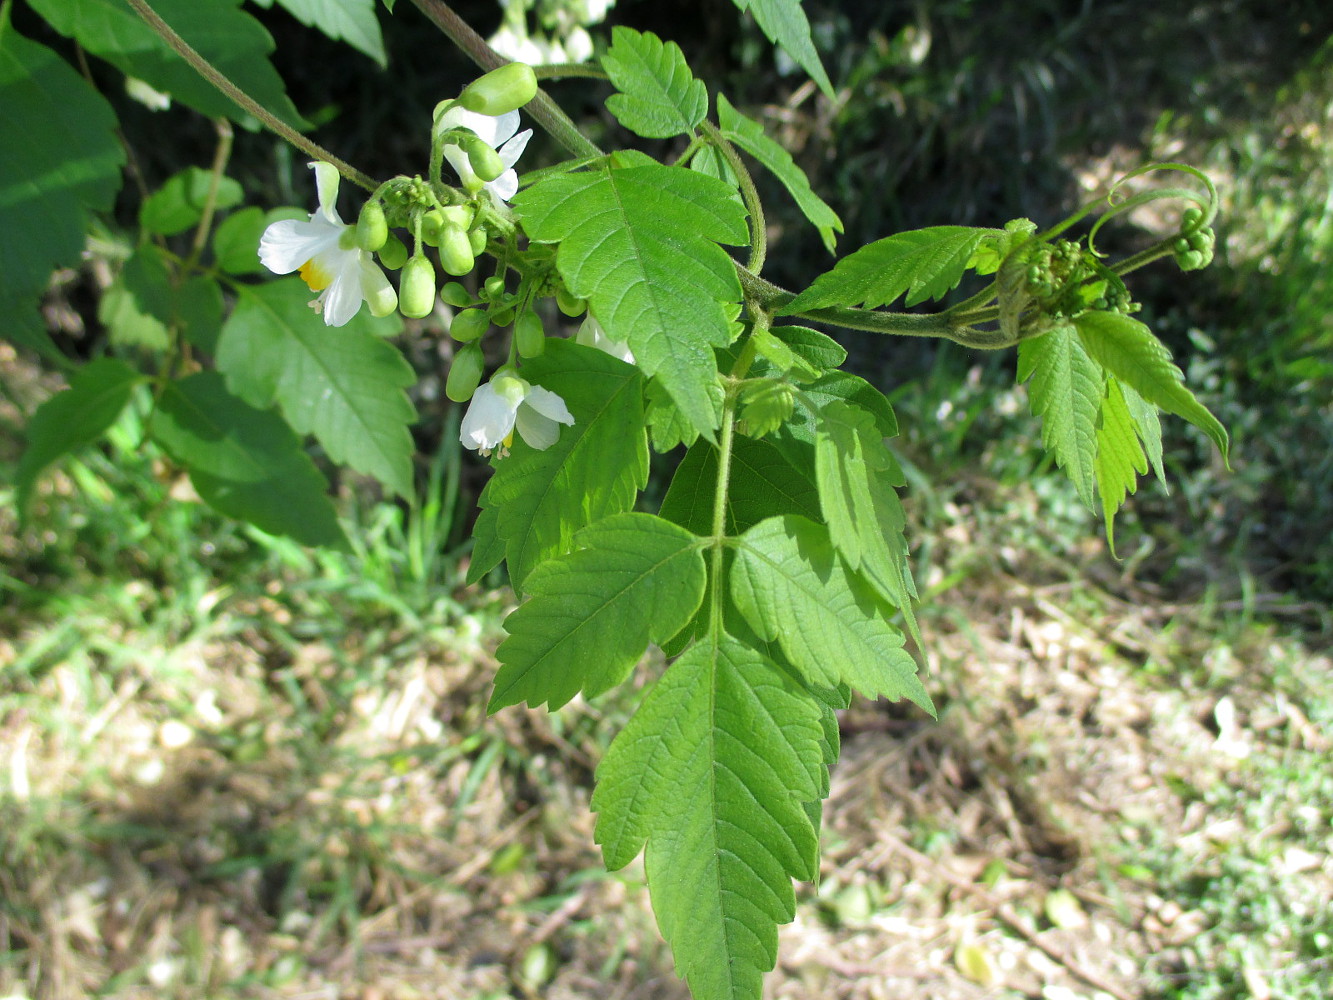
1088 162 1219 257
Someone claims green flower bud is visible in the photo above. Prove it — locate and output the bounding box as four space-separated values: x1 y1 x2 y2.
469 226 488 257
356 200 388 252
484 275 506 300
446 343 486 403
555 286 586 317
420 208 447 247
1176 249 1205 272
441 281 474 308
440 205 473 229
448 307 490 343
515 310 545 358
465 137 506 184
1182 206 1204 228
399 255 437 318
458 63 538 116
377 233 409 270
439 224 476 277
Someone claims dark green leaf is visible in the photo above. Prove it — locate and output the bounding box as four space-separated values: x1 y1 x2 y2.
152 372 347 548
15 358 140 515
140 167 244 236
250 0 386 66
785 226 993 312
593 632 825 1000
718 93 842 252
513 163 749 440
490 513 707 710
602 27 707 139
98 247 174 352
731 0 833 97
216 280 414 498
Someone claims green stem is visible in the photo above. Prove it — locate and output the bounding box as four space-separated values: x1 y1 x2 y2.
534 63 609 81
184 118 233 269
701 120 766 274
123 0 377 191
406 0 601 160
707 385 739 643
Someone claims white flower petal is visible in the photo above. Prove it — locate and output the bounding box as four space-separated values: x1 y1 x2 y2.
514 405 561 450
497 128 532 170
521 386 575 425
258 217 342 274
460 383 519 451
358 256 398 317
486 170 520 203
443 145 481 191
309 162 344 224
320 251 368 327
490 110 520 146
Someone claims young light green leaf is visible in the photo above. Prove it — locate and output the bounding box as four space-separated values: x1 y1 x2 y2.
732 515 933 712
1094 379 1148 556
98 247 175 352
16 359 141 516
602 27 707 139
249 0 386 66
490 513 707 711
513 163 749 440
465 503 506 586
1075 311 1229 463
152 373 347 549
29 0 308 129
645 377 706 452
1120 381 1166 485
815 401 921 646
1016 324 1104 506
0 13 124 361
750 325 821 381
771 325 847 370
478 340 649 592
717 93 842 253
783 369 898 446
216 280 415 499
593 632 825 1000
140 167 244 236
784 226 994 313
731 0 833 98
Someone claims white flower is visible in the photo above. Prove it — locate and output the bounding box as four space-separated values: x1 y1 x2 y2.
440 107 532 202
576 316 635 364
460 369 574 456
258 162 397 327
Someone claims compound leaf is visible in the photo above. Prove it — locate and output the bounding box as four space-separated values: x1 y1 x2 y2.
1093 379 1148 556
1016 324 1104 506
593 632 825 1000
785 226 993 312
1075 311 1229 463
217 279 414 499
815 401 920 645
602 27 707 139
732 515 932 712
0 13 124 359
717 93 842 252
152 372 347 548
731 0 833 98
490 513 706 711
29 0 307 129
479 339 649 592
15 358 141 516
513 162 749 441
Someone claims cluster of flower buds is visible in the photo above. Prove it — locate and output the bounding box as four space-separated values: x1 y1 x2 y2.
1023 238 1135 321
1174 206 1216 272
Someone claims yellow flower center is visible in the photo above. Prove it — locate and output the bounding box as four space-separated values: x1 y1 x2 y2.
299 256 333 292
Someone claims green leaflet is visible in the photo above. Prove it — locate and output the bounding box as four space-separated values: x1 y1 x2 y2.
592 633 825 1000
478 340 649 592
602 27 707 139
140 167 244 236
512 162 749 441
783 369 898 446
785 226 994 313
717 93 843 253
1121 381 1166 485
1016 324 1104 506
730 0 833 98
490 513 707 711
99 247 176 353
216 280 414 499
250 0 386 66
0 12 124 360
464 503 505 586
732 515 933 712
1075 311 1229 463
15 359 141 517
152 373 347 549
29 0 307 129
1094 379 1148 556
771 325 847 369
815 401 921 646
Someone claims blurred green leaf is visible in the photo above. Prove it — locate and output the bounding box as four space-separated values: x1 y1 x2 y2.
731 0 833 98
250 0 386 66
98 247 174 352
140 167 244 236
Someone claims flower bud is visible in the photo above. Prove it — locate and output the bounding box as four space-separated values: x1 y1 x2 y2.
469 226 488 256
458 63 538 116
420 208 447 247
465 137 506 184
555 286 586 316
356 200 388 252
446 343 485 402
441 281 474 308
515 310 545 358
377 233 408 270
484 275 506 300
399 255 437 318
448 308 489 343
438 224 476 277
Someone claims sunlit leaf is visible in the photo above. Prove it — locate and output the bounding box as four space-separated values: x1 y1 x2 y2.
602 26 707 139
